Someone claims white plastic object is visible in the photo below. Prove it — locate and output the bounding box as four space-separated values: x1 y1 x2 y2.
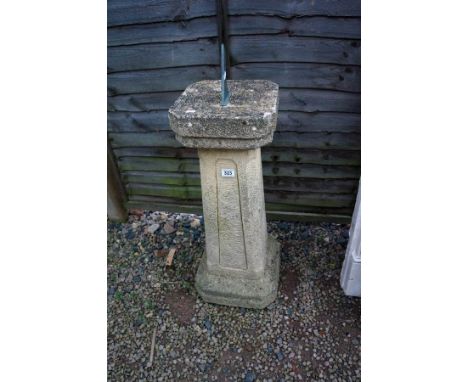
340 180 361 297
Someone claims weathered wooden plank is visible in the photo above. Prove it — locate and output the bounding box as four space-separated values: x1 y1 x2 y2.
114 147 198 159
114 147 361 166
230 35 360 66
108 111 169 132
109 132 181 148
108 36 359 73
108 92 180 111
266 211 351 223
267 203 353 215
271 131 360 149
126 182 355 208
232 63 360 92
108 16 218 46
262 162 360 179
108 131 360 150
107 38 218 73
108 0 361 27
127 194 354 215
122 171 201 186
263 177 358 194
122 170 358 193
107 63 360 95
118 157 199 172
280 89 360 113
108 110 360 134
229 16 360 39
108 16 360 47
108 89 360 113
127 183 202 200
277 112 360 133
266 191 355 208
108 66 219 95
115 156 360 179
263 147 360 166
108 0 217 27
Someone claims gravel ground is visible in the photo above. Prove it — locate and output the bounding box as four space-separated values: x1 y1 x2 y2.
107 210 360 382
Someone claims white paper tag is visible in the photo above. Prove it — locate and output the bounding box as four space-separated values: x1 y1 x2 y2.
221 168 235 177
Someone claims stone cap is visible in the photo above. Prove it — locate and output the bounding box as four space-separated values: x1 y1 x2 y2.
168 80 279 149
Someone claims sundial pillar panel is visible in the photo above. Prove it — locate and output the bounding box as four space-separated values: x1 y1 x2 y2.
169 80 280 309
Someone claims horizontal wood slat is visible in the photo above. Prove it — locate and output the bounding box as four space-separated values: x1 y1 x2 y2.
109 131 360 150
108 0 361 27
121 171 358 193
126 183 356 208
114 147 360 166
116 156 360 179
108 36 360 73
107 63 360 94
108 16 360 46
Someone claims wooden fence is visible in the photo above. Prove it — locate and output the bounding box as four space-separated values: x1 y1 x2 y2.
107 0 361 223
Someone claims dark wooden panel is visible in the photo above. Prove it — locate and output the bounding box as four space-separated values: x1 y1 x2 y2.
114 147 198 159
108 89 360 113
118 157 199 172
271 131 360 149
126 182 355 208
107 92 180 110
279 89 360 113
108 110 169 132
108 63 360 95
277 112 360 133
232 63 360 92
114 147 360 166
108 16 218 46
108 16 360 47
262 162 360 179
109 132 182 147
263 177 358 193
123 171 201 186
127 183 202 200
108 66 219 95
115 156 360 179
122 170 358 193
230 35 360 66
108 0 217 27
106 0 361 222
107 38 218 73
108 0 360 27
109 131 360 150
108 35 359 73
229 16 360 39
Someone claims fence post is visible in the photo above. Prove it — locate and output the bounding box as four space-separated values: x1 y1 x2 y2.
107 139 128 221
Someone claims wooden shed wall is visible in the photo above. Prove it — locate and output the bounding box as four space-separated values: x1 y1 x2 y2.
107 0 361 223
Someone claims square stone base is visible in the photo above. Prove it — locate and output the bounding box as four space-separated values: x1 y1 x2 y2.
195 236 280 309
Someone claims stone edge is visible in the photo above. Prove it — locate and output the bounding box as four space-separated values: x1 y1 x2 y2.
195 236 280 309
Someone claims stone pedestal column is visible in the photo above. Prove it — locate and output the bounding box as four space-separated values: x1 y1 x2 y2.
169 80 280 309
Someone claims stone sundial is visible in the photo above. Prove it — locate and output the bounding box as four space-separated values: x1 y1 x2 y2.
168 45 280 309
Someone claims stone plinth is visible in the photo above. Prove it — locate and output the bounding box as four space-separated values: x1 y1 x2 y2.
169 80 280 309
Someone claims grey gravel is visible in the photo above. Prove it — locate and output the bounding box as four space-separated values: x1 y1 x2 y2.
108 210 361 381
